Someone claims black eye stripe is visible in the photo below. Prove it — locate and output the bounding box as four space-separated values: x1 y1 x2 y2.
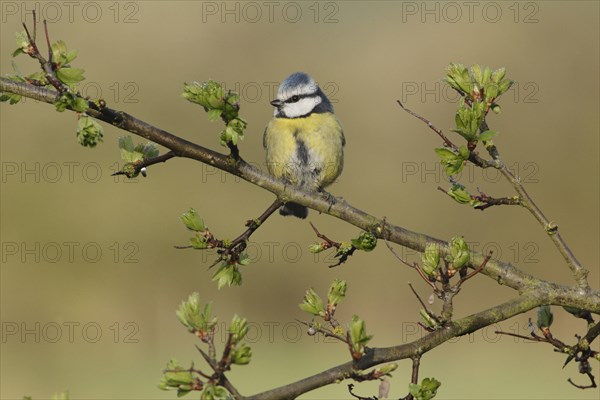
284 93 317 104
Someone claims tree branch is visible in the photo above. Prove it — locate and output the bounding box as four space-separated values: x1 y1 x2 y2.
500 165 589 291
396 97 589 292
246 293 543 399
1 77 598 315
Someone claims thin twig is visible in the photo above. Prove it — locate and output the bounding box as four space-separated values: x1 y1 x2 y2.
408 282 431 312
500 166 589 290
43 20 52 65
296 319 348 343
383 226 437 290
568 371 596 389
309 222 357 267
397 100 456 150
111 151 177 177
397 100 498 168
456 251 493 288
3 76 599 318
195 344 243 399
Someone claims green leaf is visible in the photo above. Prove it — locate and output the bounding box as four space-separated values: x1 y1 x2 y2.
64 49 79 64
434 148 465 176
190 234 208 249
212 263 242 289
180 208 205 232
453 101 485 141
230 315 249 343
54 93 72 112
421 243 440 278
299 288 325 316
375 363 398 376
348 315 372 358
207 109 222 121
51 40 68 61
336 242 353 256
444 63 472 95
419 309 440 329
458 145 470 160
238 253 251 266
220 124 244 147
446 183 471 205
182 80 225 110
175 293 217 333
478 130 497 142
15 31 29 48
200 385 231 400
158 358 194 397
448 236 470 270
537 305 554 330
231 343 252 365
350 231 377 252
76 116 103 147
327 279 347 306
0 92 23 105
56 67 85 84
118 135 135 152
11 48 25 57
409 377 441 400
498 79 514 96
491 67 506 83
308 243 326 253
118 136 158 162
482 66 492 87
434 148 456 161
471 64 483 86
134 142 159 159
72 96 89 112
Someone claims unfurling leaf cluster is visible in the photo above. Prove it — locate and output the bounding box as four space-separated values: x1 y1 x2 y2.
182 81 248 147
176 293 217 335
163 295 250 398
408 377 442 400
348 315 373 360
158 358 197 397
4 33 105 148
115 136 159 177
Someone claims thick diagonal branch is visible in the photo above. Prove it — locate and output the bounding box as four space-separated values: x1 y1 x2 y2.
245 293 543 400
1 78 598 315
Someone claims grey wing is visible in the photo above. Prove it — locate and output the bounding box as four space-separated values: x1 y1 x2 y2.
341 128 346 146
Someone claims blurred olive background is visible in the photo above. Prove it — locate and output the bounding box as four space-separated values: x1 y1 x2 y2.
1 1 598 399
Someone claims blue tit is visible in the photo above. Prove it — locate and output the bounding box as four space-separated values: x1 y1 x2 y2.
263 72 345 218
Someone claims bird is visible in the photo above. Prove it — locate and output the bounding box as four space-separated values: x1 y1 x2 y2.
263 72 345 218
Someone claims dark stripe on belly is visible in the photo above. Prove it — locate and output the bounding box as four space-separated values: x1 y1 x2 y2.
295 137 309 166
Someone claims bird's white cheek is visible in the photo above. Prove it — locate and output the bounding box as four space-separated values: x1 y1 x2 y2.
283 97 322 118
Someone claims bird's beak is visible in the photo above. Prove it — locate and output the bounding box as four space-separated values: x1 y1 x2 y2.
270 99 282 108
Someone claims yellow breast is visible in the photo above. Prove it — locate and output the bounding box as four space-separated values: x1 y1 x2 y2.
264 112 344 189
